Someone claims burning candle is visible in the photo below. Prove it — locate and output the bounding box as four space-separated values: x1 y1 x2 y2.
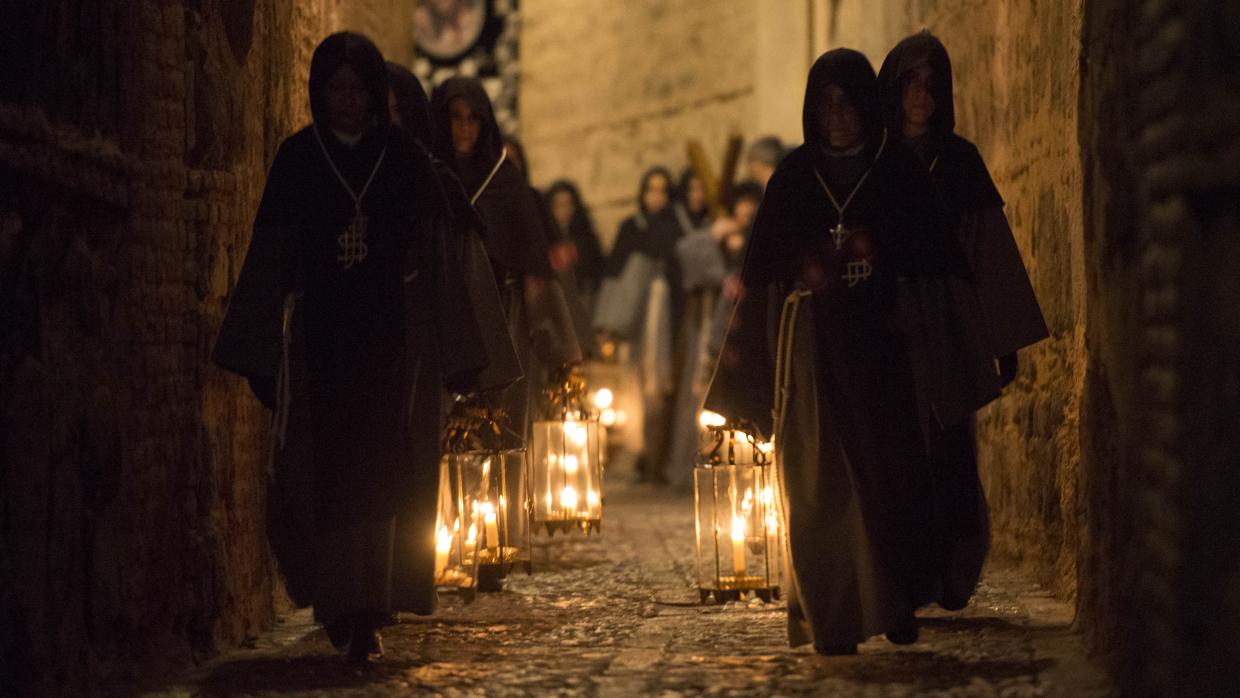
731 515 746 577
434 525 452 580
481 501 499 548
563 454 580 475
465 522 478 557
560 485 579 512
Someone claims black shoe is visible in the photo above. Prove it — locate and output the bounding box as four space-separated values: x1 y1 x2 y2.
885 615 920 645
324 618 351 651
347 626 384 664
938 594 969 612
814 642 858 656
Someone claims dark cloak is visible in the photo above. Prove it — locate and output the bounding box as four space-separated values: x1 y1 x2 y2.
213 33 518 613
430 76 580 444
546 179 607 300
879 32 1049 608
594 167 687 480
705 48 968 648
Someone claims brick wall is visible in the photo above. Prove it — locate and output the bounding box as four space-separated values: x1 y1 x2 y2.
0 2 416 692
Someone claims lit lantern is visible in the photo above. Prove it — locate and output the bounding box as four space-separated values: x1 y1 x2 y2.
437 405 532 595
693 419 781 603
532 370 604 535
433 439 489 602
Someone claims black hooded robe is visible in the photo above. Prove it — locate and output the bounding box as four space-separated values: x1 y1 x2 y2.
595 167 685 481
705 49 969 648
430 78 580 583
213 34 518 624
666 181 727 488
878 32 1050 608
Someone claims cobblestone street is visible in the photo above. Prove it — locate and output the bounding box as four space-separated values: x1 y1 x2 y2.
146 456 1111 698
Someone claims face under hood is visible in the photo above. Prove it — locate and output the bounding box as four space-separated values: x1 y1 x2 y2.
308 32 390 135
429 76 503 166
386 61 433 145
801 48 882 150
877 31 956 137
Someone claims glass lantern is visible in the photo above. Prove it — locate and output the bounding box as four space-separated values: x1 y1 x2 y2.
693 418 781 603
437 404 532 596
433 444 489 603
531 370 605 535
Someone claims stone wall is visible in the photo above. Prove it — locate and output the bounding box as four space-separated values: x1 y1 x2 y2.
521 0 761 241
0 2 415 693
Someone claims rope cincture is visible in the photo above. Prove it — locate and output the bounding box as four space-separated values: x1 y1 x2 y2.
769 287 813 588
269 291 299 478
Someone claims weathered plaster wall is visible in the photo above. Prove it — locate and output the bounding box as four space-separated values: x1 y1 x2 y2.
0 2 415 693
521 0 760 242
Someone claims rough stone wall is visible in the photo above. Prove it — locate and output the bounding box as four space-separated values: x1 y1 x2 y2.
0 2 415 693
521 0 759 242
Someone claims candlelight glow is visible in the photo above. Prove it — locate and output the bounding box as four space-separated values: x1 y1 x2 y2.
436 525 452 552
593 388 614 409
760 486 774 506
741 487 754 513
766 513 780 534
756 440 774 455
466 523 477 545
479 500 496 517
563 454 580 474
587 488 601 509
731 515 746 541
566 421 588 447
699 410 727 428
560 485 579 510
600 408 617 426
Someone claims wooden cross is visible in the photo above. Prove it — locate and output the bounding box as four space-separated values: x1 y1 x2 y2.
686 134 744 218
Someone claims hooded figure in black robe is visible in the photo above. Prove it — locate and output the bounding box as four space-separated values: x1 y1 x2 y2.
705 48 970 654
546 180 607 316
430 77 581 438
595 166 686 482
212 33 519 660
429 77 580 590
878 32 1049 610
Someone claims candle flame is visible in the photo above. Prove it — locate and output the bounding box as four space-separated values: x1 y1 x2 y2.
563 454 580 474
593 388 614 409
560 485 579 510
436 525 452 552
466 523 477 544
480 500 496 519
731 515 746 542
587 489 601 508
699 410 727 428
766 513 780 533
761 486 774 506
741 487 754 513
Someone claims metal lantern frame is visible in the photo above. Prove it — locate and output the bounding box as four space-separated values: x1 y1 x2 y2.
436 405 533 598
693 422 781 604
433 442 489 603
531 370 605 536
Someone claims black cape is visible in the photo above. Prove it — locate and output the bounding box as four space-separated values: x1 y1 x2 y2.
706 48 967 648
879 33 1049 608
213 35 519 608
429 77 580 446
